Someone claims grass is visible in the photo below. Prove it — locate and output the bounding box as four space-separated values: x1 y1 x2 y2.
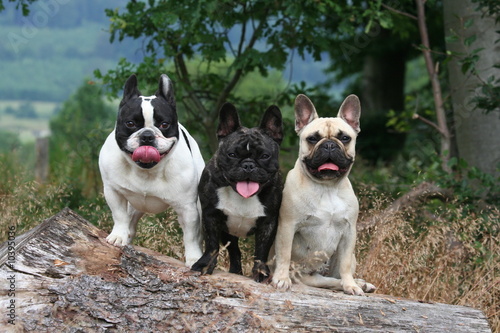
0 161 498 331
355 190 499 331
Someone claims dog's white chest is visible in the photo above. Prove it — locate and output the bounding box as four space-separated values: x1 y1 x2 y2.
216 186 265 238
315 191 349 224
294 190 355 260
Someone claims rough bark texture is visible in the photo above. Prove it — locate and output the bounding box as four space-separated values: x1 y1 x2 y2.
444 0 500 176
0 208 491 332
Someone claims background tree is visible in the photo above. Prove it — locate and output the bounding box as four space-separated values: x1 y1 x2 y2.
95 0 365 154
0 1 498 328
322 0 445 162
49 81 115 202
444 0 500 176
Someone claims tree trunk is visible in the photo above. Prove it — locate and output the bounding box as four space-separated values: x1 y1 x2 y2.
444 0 500 176
358 29 409 162
361 46 407 118
0 208 490 332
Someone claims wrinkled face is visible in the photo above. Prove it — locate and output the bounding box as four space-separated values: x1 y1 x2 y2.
299 118 357 181
114 74 179 169
217 128 281 198
116 95 179 169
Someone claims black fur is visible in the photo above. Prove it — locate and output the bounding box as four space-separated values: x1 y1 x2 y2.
191 103 283 282
115 74 179 156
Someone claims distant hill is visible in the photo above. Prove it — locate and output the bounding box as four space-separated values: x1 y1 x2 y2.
0 0 142 102
0 0 335 105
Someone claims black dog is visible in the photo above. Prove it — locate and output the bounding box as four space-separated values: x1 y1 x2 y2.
191 102 283 282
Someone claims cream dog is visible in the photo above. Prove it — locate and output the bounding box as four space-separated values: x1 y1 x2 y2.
272 94 375 295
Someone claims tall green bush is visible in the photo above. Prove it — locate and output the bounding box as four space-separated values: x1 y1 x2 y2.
49 81 115 204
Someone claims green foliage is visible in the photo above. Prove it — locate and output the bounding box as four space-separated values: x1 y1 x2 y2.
49 81 115 201
0 129 21 153
470 75 500 114
0 140 33 194
444 157 499 204
445 8 500 115
472 0 500 22
0 0 36 16
96 0 365 153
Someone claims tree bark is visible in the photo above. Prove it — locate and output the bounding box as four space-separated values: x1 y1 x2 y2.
0 208 491 332
416 0 452 168
443 0 500 176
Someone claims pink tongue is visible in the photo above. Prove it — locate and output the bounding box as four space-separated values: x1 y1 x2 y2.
236 181 260 198
132 146 161 163
318 163 339 171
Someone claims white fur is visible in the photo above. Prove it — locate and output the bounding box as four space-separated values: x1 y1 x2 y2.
141 95 155 128
216 186 265 238
99 110 205 267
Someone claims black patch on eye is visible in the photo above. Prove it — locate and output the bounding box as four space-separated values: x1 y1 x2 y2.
337 131 351 143
307 132 322 144
151 98 179 139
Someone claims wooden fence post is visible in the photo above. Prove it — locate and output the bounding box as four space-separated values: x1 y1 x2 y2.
35 136 49 183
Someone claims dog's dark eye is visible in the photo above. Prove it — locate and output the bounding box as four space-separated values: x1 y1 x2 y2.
260 154 270 160
159 122 170 129
307 136 319 144
125 121 136 128
340 135 351 143
228 152 237 158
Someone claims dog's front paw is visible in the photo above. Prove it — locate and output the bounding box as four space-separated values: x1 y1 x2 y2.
272 275 293 290
106 231 131 247
343 283 365 296
190 251 218 275
252 262 271 283
364 282 376 293
355 279 376 293
185 256 200 268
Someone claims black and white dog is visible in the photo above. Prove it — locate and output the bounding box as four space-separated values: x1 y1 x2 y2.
191 103 283 282
99 74 205 266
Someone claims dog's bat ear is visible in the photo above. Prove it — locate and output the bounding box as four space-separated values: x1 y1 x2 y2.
217 102 241 139
294 94 318 133
338 94 361 133
121 74 141 104
260 105 283 145
156 74 176 107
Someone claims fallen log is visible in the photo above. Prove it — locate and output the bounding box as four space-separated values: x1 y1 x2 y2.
0 208 491 332
358 181 453 232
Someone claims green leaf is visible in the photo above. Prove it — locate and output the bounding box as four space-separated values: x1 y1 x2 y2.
471 47 485 54
445 35 459 43
464 35 477 46
464 18 474 29
447 156 458 168
379 16 393 29
461 62 472 74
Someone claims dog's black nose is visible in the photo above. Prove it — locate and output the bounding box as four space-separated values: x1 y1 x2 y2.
241 160 256 172
140 131 155 145
321 140 339 151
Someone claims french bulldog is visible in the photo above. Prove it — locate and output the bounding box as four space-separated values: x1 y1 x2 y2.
99 74 205 267
191 102 283 282
271 94 375 295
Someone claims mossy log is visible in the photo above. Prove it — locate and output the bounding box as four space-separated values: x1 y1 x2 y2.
0 208 491 332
